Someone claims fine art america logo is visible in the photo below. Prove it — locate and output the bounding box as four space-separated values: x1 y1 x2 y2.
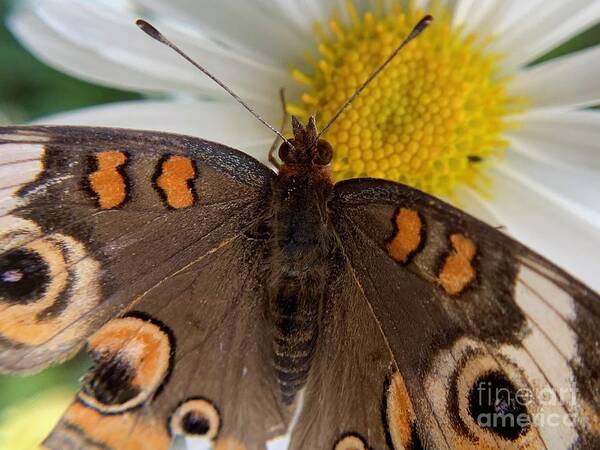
472 373 576 434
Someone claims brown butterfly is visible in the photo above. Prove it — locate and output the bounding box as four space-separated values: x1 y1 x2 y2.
1 15 599 450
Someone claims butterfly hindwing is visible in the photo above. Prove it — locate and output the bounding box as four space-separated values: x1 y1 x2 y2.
0 126 289 449
314 178 600 449
288 245 397 450
44 231 288 450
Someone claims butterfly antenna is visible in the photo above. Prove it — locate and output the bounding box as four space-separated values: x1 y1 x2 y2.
136 19 295 149
317 14 433 139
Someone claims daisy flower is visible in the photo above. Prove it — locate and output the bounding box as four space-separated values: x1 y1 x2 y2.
7 0 600 290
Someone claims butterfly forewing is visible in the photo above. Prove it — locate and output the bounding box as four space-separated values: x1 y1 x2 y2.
0 126 288 449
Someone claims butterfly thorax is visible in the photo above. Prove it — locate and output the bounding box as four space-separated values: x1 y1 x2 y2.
267 117 336 404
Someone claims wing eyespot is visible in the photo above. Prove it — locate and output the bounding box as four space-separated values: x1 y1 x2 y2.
0 248 50 303
467 370 530 440
0 216 102 372
424 338 555 448
169 397 221 439
79 315 174 414
449 346 535 445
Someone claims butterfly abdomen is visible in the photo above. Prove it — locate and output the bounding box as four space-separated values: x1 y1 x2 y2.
268 170 334 404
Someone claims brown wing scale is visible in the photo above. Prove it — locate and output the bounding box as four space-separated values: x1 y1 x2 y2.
321 178 600 449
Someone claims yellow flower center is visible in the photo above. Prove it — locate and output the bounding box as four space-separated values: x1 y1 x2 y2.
289 2 524 197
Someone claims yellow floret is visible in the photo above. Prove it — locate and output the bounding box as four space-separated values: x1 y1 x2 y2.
289 3 525 198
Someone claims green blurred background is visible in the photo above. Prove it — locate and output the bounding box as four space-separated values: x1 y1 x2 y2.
0 0 599 447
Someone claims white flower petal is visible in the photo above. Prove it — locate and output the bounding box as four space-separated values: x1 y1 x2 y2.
455 186 503 227
509 45 600 111
500 151 600 228
135 0 308 65
451 0 474 26
507 110 600 170
263 0 343 36
34 100 276 163
8 6 172 94
12 0 296 103
253 0 320 38
183 438 209 450
169 436 185 450
409 0 432 11
185 436 289 450
491 0 600 70
488 166 600 291
245 143 279 167
452 0 501 35
489 0 545 36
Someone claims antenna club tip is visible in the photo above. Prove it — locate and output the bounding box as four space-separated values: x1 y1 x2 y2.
136 19 162 40
416 14 433 30
135 18 148 29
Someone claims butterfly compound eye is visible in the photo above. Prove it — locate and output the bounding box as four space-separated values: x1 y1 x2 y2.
315 139 333 165
169 397 221 439
278 139 296 163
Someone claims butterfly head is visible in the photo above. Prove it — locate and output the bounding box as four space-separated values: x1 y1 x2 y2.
278 116 333 167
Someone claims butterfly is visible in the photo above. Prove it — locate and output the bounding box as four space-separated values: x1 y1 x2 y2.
2 14 600 450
